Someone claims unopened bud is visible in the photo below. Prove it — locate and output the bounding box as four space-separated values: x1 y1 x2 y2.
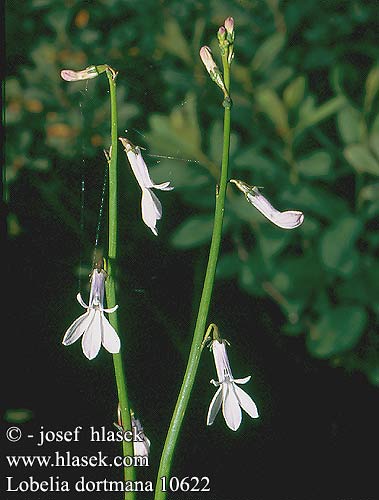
199 46 218 75
217 26 226 43
224 17 234 37
199 46 229 99
60 64 107 82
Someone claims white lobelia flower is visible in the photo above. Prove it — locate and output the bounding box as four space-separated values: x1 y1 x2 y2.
119 137 173 236
207 339 259 431
62 269 120 360
131 416 151 457
230 179 304 229
114 412 151 457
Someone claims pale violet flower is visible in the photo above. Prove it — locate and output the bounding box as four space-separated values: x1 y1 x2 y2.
131 416 151 457
119 137 173 236
207 339 259 431
62 269 120 360
114 412 150 457
230 179 304 229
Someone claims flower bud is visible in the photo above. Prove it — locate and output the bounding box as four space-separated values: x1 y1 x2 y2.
224 17 234 37
199 46 218 75
199 46 229 98
217 26 226 43
60 64 107 82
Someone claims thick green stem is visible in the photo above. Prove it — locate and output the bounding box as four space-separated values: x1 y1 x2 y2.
104 68 136 495
154 59 232 500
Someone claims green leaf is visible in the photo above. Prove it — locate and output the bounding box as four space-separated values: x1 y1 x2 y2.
271 252 325 299
265 66 294 89
282 321 304 337
369 131 379 160
372 113 379 133
149 159 210 190
298 215 321 238
251 33 286 72
146 93 201 159
297 150 332 179
358 182 379 204
364 65 379 111
297 95 346 134
228 193 264 223
233 148 281 178
280 185 348 220
307 306 367 358
337 106 363 144
216 253 241 280
258 224 291 259
344 143 379 176
320 216 362 276
366 365 379 386
238 253 266 297
157 17 193 65
208 120 239 164
255 88 289 138
171 214 230 249
4 408 34 424
283 76 306 109
337 259 379 309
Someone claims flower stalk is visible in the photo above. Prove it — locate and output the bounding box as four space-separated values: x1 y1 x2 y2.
154 20 234 500
104 68 136 493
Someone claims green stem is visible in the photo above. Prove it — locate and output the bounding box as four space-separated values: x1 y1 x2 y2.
104 68 136 496
154 58 231 500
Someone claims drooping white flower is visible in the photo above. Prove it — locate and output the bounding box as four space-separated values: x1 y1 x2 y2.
131 416 151 457
114 411 151 457
62 269 120 360
230 179 304 229
207 339 259 431
119 137 173 236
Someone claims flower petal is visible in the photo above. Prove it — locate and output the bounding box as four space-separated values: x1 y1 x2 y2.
60 66 99 82
211 340 234 383
88 269 106 307
81 310 102 360
245 188 303 229
153 181 174 191
76 292 88 309
125 146 153 190
135 147 156 188
233 375 251 385
206 386 222 426
222 382 242 431
246 189 303 229
234 384 259 419
133 439 150 457
62 311 92 346
101 315 121 354
102 304 119 313
141 188 161 235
